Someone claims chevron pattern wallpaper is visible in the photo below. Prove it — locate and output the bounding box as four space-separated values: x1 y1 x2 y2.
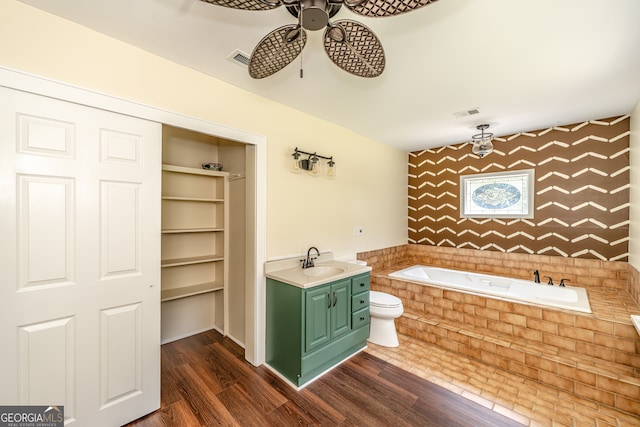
408 116 630 261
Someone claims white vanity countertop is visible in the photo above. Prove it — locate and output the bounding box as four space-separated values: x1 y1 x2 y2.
265 253 371 289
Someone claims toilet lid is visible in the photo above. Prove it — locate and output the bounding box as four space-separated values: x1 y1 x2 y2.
369 291 402 308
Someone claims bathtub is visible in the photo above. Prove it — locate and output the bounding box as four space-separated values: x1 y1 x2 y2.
389 266 591 313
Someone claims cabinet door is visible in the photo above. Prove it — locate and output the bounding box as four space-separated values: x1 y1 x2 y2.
305 285 331 353
330 280 351 339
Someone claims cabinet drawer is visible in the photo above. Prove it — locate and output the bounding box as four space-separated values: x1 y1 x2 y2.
352 308 370 330
351 292 369 312
351 275 370 294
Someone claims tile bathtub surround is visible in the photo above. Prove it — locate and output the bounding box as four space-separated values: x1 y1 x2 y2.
629 263 640 306
372 274 640 416
357 245 640 417
356 244 410 271
358 244 629 291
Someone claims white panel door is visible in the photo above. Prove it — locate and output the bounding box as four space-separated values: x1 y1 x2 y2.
0 87 161 426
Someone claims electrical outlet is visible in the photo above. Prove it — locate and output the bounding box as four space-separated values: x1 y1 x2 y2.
353 226 363 236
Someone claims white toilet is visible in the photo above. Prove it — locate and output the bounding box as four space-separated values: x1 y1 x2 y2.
368 291 404 347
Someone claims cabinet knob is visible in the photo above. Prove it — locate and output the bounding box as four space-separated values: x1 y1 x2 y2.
327 293 331 308
359 316 365 321
332 291 337 307
360 300 365 304
360 282 365 287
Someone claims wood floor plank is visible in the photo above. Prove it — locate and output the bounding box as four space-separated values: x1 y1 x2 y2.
337 357 420 409
216 334 246 358
173 363 239 426
171 334 215 364
203 342 260 385
161 338 190 369
254 366 347 425
345 350 389 376
184 358 227 395
215 383 276 427
206 343 289 413
125 331 526 427
264 400 319 426
128 398 211 427
160 367 185 408
310 366 434 427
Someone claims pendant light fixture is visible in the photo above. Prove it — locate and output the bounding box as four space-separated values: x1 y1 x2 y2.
471 124 494 158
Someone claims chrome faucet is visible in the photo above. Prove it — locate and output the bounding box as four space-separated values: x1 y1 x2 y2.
533 269 540 283
301 246 320 269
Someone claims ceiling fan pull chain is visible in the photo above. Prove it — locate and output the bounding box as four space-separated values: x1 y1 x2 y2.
299 3 304 78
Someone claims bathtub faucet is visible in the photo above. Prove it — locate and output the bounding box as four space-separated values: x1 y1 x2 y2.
533 270 540 283
543 276 554 286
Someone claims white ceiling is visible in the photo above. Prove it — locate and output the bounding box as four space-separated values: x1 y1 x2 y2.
18 0 640 151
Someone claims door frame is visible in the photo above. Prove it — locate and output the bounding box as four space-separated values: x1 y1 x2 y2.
0 66 268 366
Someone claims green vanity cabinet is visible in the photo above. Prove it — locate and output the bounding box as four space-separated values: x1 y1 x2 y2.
305 279 351 352
266 272 370 387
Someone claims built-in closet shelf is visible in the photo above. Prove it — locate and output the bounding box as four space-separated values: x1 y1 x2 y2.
161 282 224 302
161 126 231 341
162 164 229 178
161 255 224 268
162 196 224 203
162 228 224 234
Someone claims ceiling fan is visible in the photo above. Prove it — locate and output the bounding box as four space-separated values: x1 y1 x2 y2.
199 0 439 78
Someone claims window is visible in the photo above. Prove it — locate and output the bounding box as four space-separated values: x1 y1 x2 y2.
460 169 534 218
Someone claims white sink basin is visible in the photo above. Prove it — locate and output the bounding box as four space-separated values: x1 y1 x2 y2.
302 265 347 277
265 255 371 288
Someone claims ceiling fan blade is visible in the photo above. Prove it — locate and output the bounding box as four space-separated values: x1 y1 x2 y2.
249 25 307 79
345 0 438 17
323 20 385 78
199 0 280 11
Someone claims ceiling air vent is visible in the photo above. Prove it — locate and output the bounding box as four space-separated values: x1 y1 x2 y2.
227 49 250 67
453 108 480 118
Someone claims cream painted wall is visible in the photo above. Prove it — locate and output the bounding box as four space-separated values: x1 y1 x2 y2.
629 100 640 268
0 1 407 260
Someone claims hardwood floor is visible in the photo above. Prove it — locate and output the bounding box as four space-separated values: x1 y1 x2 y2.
125 330 523 426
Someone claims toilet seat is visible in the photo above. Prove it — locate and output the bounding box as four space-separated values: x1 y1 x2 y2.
370 291 402 308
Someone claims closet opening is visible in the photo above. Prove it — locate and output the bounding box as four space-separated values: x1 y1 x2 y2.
160 124 255 352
